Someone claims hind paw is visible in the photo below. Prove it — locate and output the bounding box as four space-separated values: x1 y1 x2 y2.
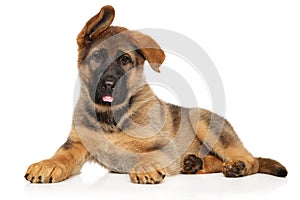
223 160 246 177
181 154 203 174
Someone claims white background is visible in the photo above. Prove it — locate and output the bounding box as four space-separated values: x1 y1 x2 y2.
0 0 299 199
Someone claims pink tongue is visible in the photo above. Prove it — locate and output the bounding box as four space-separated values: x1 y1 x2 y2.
102 96 114 102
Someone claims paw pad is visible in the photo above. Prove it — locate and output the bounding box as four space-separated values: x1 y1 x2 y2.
223 160 246 177
181 154 203 174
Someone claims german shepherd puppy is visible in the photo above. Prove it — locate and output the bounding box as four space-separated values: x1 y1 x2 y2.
25 5 287 184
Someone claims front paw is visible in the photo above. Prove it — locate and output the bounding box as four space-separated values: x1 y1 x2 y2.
129 162 166 184
24 159 70 183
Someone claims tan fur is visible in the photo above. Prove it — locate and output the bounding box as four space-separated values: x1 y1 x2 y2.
25 5 287 184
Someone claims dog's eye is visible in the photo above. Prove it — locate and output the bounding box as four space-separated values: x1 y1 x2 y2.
91 50 104 62
120 55 132 64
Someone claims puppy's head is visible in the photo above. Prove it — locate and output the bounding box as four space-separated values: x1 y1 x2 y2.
77 5 165 107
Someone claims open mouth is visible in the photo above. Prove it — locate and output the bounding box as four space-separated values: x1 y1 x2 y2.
102 95 114 103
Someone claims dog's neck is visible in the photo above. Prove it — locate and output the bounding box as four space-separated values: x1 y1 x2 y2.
74 82 159 133
94 84 158 132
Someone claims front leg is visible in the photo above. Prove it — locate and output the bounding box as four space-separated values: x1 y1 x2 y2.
24 127 89 183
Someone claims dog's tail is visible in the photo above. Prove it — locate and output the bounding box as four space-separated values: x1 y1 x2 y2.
256 157 288 177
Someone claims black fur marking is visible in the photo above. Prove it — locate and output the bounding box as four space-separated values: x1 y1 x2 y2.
111 104 130 124
83 100 118 130
90 58 128 105
60 138 83 150
167 104 181 133
201 110 235 148
128 95 136 108
96 103 130 132
276 169 288 177
219 134 234 148
96 111 118 126
82 95 132 133
60 138 73 150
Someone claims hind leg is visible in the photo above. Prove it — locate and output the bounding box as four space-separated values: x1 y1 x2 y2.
189 109 259 177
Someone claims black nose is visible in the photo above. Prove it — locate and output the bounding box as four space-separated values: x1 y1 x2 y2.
103 79 115 89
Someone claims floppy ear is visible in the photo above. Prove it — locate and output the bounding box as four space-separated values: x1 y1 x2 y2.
77 5 115 49
131 31 165 72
